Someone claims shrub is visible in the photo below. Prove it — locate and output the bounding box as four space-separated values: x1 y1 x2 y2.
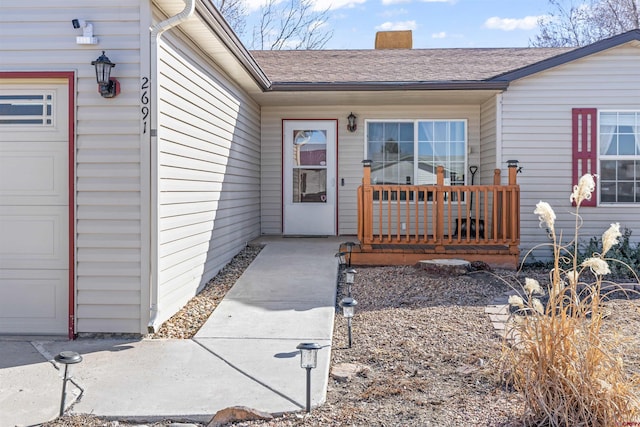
577 227 640 279
502 174 640 426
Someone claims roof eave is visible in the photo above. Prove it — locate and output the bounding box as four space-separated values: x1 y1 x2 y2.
193 0 272 90
268 81 509 92
491 29 640 82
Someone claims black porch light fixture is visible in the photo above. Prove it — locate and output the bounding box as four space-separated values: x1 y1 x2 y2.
339 297 358 348
296 342 321 413
91 51 119 98
347 112 357 132
54 351 84 417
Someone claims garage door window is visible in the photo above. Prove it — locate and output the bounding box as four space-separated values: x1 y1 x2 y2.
0 93 54 126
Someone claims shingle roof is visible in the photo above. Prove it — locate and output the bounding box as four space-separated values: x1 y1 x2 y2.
249 47 574 83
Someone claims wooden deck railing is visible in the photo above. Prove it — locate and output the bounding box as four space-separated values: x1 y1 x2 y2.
357 163 520 254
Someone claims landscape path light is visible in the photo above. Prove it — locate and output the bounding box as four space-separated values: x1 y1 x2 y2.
296 342 321 413
343 241 356 267
334 251 347 272
339 297 358 348
54 351 83 417
345 268 357 296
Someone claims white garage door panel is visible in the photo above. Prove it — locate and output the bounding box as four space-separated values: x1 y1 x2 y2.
0 270 67 334
0 80 69 335
0 206 68 269
0 142 67 205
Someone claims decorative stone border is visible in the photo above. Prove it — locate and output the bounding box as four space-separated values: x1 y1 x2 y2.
485 290 517 340
485 283 640 341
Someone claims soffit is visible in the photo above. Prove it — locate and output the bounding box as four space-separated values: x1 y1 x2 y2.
252 89 502 107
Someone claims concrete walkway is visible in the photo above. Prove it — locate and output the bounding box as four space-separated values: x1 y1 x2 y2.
0 237 341 426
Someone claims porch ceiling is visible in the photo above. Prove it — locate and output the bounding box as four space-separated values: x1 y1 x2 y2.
252 89 503 107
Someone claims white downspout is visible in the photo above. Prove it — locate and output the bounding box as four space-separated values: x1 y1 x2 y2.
147 0 195 333
495 93 503 184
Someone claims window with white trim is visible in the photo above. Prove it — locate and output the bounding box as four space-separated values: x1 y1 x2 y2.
366 119 467 187
599 111 640 204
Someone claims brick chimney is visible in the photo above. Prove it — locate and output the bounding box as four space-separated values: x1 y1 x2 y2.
375 30 412 49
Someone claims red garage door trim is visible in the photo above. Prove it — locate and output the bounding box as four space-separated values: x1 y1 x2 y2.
0 71 76 339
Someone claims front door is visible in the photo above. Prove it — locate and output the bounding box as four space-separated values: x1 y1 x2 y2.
283 120 337 235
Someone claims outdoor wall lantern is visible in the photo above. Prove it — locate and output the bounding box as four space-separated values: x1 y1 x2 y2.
54 351 84 417
345 268 357 296
339 297 358 348
347 112 357 132
91 51 120 98
296 342 321 413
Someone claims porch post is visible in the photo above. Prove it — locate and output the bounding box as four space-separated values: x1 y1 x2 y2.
507 162 520 252
508 163 518 185
493 169 501 186
435 165 445 252
361 160 373 249
493 169 501 241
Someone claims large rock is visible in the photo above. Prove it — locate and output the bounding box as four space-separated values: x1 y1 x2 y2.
416 259 471 276
331 362 371 382
208 406 273 426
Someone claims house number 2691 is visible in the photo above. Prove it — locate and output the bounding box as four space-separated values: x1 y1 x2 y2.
141 77 150 134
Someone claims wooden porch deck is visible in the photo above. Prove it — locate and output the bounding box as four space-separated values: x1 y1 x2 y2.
352 163 521 269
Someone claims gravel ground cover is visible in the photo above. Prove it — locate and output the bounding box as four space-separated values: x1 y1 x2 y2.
42 247 640 427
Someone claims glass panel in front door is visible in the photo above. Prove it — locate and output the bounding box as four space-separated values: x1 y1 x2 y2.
292 129 327 203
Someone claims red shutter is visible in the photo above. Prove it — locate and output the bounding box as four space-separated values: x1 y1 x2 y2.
572 108 598 207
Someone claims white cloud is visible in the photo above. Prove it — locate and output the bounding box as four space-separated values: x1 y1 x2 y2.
431 31 446 39
382 0 411 5
380 8 409 17
311 0 367 11
483 15 544 31
375 20 417 31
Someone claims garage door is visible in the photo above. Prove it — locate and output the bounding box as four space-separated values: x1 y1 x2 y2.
0 80 69 334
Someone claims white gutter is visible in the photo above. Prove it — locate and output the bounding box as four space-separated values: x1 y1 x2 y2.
147 0 195 333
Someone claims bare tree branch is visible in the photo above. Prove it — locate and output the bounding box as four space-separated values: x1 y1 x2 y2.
532 0 640 47
211 0 247 37
249 0 333 50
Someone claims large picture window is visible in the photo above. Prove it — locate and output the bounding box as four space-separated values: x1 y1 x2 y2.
599 112 640 203
366 119 467 187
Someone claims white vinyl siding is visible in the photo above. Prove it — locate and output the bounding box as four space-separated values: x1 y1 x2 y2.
480 95 498 184
0 1 144 333
156 34 261 325
261 105 481 236
501 44 640 259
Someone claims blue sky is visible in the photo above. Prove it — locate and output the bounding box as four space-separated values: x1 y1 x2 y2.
242 0 556 49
